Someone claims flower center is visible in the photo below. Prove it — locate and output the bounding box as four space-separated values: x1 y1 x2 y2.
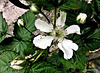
50 28 65 42
55 29 63 37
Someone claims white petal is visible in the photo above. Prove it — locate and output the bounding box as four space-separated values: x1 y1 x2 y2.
56 11 67 28
58 42 73 60
10 65 23 70
15 60 25 65
65 25 81 35
33 35 54 49
35 19 53 32
77 13 87 23
58 39 78 60
62 39 78 51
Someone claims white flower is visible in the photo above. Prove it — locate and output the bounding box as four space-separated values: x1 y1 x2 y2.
33 11 81 60
77 13 87 24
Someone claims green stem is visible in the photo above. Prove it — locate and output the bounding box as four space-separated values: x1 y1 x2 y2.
40 11 50 23
54 8 57 28
32 50 44 63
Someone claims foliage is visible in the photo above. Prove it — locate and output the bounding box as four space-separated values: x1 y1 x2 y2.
92 0 100 21
0 0 100 73
0 12 8 43
14 10 36 41
0 51 25 73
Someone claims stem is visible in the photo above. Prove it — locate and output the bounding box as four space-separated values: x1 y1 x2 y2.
23 26 33 35
32 50 44 63
54 8 57 28
40 11 50 23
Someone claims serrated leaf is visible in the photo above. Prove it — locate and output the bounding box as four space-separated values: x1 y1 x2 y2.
59 49 87 70
14 10 36 41
92 0 100 19
74 50 87 70
83 29 100 51
0 12 8 43
59 0 80 10
0 51 25 73
0 37 37 56
87 29 100 39
0 38 27 56
29 62 62 73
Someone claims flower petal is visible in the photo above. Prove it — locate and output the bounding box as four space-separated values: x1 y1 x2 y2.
58 42 73 60
58 39 78 60
56 11 67 28
33 35 54 49
35 19 53 32
65 25 81 35
62 39 78 51
10 65 23 70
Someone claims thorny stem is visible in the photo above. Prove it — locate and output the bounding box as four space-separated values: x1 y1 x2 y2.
40 11 50 23
54 8 57 28
32 50 44 63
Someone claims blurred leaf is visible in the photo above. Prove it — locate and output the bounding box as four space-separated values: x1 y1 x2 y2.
27 0 67 11
92 0 100 20
0 12 8 43
59 57 75 70
83 29 100 51
0 51 25 73
87 29 100 39
47 52 60 66
14 10 36 41
29 62 62 73
59 0 80 10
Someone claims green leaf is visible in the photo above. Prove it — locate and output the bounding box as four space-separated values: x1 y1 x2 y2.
59 49 87 70
59 0 80 10
92 0 100 19
74 49 87 70
0 12 8 43
14 10 36 41
64 0 92 26
83 29 100 51
47 52 60 66
59 57 75 70
0 38 27 56
29 62 62 73
0 51 25 73
87 29 100 39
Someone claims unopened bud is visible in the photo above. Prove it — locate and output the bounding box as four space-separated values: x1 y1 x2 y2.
76 13 87 24
17 19 24 27
10 56 26 70
30 3 40 14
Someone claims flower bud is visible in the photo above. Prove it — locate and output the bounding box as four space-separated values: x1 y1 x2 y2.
30 3 40 14
17 19 24 27
10 56 26 70
76 13 87 24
